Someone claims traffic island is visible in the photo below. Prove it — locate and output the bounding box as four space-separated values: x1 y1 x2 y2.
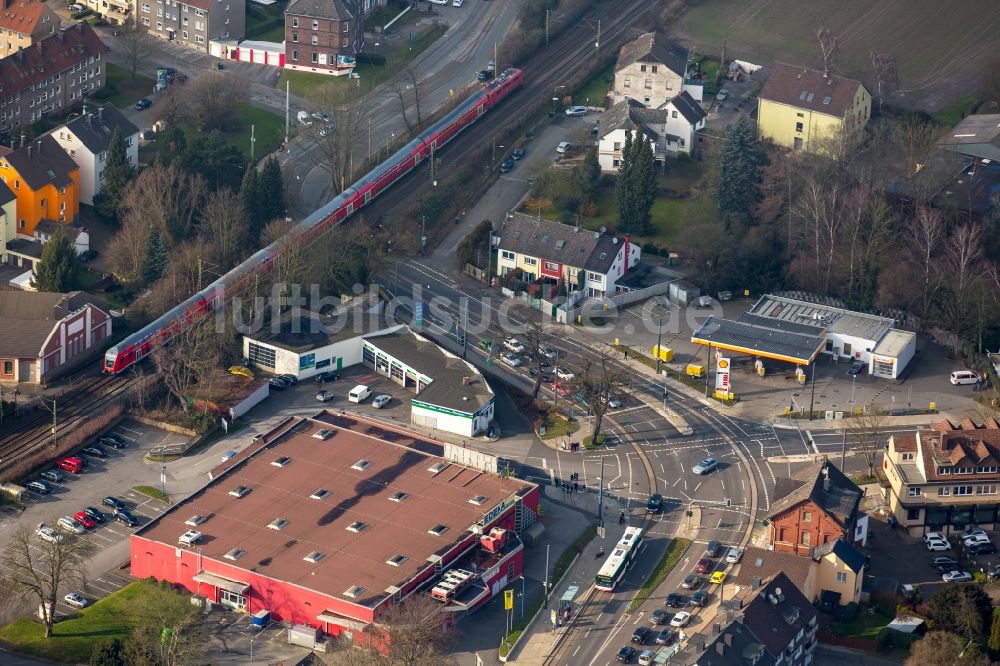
625 538 692 613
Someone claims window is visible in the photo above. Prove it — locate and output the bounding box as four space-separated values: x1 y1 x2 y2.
938 487 951 496
247 341 276 368
666 80 673 90
311 53 318 63
312 19 318 29
389 492 409 502
640 65 646 72
954 486 973 496
644 79 652 89
141 2 149 11
672 110 677 118
156 7 162 15
351 459 372 471
182 30 187 38
938 466 953 475
907 508 920 520
613 141 621 150
977 465 998 474
310 489 330 500
156 21 162 29
587 271 601 282
183 16 188 24
194 20 203 30
978 485 997 495
13 179 18 189
2 361 11 374
342 21 349 32
802 511 812 523
956 467 975 475
500 250 514 261
800 532 810 545
523 257 537 266
311 35 318 45
908 487 921 497
40 198 46 208
303 551 325 563
795 122 804 132
623 77 630 88
291 32 298 42
340 37 348 48
836 572 848 584
291 50 298 61
901 452 914 461
386 554 407 567
428 524 449 536
223 548 246 561
652 66 657 73
291 17 297 27
182 3 187 9
267 518 288 530
346 521 367 532
543 261 558 271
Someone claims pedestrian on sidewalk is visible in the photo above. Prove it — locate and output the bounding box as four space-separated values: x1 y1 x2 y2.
624 349 629 360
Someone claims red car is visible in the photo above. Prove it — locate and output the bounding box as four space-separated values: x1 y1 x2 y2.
73 511 96 529
56 457 84 474
551 381 572 396
694 558 711 574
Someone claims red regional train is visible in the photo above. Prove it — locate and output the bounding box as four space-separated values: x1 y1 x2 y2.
104 68 523 374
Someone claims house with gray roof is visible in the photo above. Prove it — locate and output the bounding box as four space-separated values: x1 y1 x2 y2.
50 104 138 206
494 212 640 299
0 290 111 384
598 91 706 170
936 114 1000 162
611 32 703 108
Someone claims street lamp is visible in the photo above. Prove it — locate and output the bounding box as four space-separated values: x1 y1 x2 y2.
491 140 504 165
654 312 663 376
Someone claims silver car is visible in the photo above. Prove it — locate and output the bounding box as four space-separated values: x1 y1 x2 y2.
692 457 718 475
372 394 391 409
565 106 587 117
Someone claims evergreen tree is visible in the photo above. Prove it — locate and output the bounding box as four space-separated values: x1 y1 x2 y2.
615 130 637 231
179 132 244 192
632 135 657 236
259 156 286 222
239 165 263 241
141 227 168 284
582 147 601 198
31 228 82 292
94 127 134 223
89 638 125 666
716 115 763 226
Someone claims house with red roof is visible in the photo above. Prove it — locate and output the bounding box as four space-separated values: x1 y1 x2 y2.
0 0 59 58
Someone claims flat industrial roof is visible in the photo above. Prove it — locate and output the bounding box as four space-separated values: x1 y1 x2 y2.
135 412 534 609
872 329 914 358
751 294 894 342
691 315 826 365
248 294 397 353
364 329 494 413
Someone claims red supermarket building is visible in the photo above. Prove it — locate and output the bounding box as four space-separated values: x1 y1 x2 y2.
130 412 538 639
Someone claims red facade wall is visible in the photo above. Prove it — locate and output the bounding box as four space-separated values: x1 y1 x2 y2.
769 500 845 556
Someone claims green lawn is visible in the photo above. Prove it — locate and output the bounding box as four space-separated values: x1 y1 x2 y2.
277 24 447 100
933 92 983 126
0 582 156 662
102 63 155 109
245 3 285 42
829 610 892 638
141 103 284 164
573 63 614 107
538 413 580 440
132 485 170 503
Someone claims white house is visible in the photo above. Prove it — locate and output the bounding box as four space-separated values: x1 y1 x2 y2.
598 93 706 171
611 32 704 108
50 104 139 206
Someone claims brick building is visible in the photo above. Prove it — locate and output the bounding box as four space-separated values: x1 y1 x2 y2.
767 461 867 556
140 0 244 52
0 23 107 134
0 0 60 58
283 0 370 76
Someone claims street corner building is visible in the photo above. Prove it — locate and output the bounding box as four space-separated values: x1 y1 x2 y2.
129 412 539 645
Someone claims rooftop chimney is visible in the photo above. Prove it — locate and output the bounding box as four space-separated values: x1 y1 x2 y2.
19 132 25 147
97 107 103 123
724 634 734 647
752 576 761 590
716 643 727 656
822 464 830 493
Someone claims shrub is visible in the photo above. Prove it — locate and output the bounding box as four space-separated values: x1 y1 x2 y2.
842 602 860 622
356 53 386 66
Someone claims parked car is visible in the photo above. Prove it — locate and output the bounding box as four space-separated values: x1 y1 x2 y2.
655 628 677 645
950 370 981 386
99 434 128 449
689 590 708 607
694 558 711 574
372 394 392 409
631 626 651 644
58 516 85 534
56 456 84 474
710 571 727 585
715 89 730 102
931 556 959 570
692 457 719 475
500 159 514 173
78 250 98 262
556 141 572 154
962 533 990 547
565 105 587 117
81 445 107 458
681 575 701 589
969 542 997 555
665 592 684 608
103 496 127 511
504 338 525 353
316 390 334 402
650 609 669 625
67 3 84 10
725 547 742 563
477 69 494 82
26 480 52 494
315 371 340 383
704 540 721 557
501 352 523 368
134 98 152 110
616 646 636 663
848 360 865 376
479 338 492 352
39 469 64 484
268 377 289 391
114 509 139 527
278 374 298 386
960 528 988 540
73 511 96 529
646 494 663 513
607 396 624 409
556 367 575 381
36 523 62 543
924 531 948 543
511 145 526 160
83 507 105 523
942 570 973 583
638 649 656 666
670 611 691 627
926 539 952 552
220 450 238 462
64 592 89 608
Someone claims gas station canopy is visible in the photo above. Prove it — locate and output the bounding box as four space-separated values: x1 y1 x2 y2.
691 313 827 366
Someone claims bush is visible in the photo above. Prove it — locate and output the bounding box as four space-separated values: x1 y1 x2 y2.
842 602 860 622
71 9 93 19
356 53 386 66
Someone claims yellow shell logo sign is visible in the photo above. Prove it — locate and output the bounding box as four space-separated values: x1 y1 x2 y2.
718 359 730 369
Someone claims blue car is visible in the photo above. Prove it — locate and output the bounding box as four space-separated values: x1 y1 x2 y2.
134 98 152 110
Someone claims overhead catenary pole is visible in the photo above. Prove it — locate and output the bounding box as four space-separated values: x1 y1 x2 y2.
250 124 256 162
368 116 372 160
809 362 817 420
544 544 550 609
284 81 289 146
840 428 847 472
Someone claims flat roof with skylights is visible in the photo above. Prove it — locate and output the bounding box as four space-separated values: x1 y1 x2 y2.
134 412 536 608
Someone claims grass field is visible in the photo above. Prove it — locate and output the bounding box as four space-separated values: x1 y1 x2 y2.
679 0 998 110
140 103 284 164
103 63 155 109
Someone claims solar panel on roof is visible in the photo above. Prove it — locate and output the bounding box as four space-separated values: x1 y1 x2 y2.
555 239 565 249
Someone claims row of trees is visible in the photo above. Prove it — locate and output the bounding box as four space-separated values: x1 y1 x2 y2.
616 130 657 235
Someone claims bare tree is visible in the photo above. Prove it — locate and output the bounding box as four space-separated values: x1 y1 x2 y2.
940 223 986 347
107 209 149 285
849 407 888 479
870 51 898 110
115 16 154 80
357 594 455 666
816 28 838 77
123 581 210 666
387 68 425 135
118 163 207 245
180 71 247 132
520 319 551 399
0 523 97 638
908 206 946 320
152 317 222 413
794 177 843 292
574 348 629 445
201 189 248 268
303 88 372 194
906 631 990 666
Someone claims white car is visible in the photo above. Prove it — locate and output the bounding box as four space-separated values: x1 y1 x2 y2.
504 338 525 354
428 0 447 4
452 0 463 5
58 516 85 535
538 344 557 359
942 570 973 583
555 367 575 381
36 523 63 543
68 2 84 10
963 534 991 547
669 611 691 627
725 547 742 564
960 528 988 540
924 531 947 543
607 396 623 409
692 457 719 475
556 141 572 154
296 110 312 126
926 539 952 552
501 353 523 368
316 390 334 402
64 592 89 608
565 105 587 117
372 394 391 409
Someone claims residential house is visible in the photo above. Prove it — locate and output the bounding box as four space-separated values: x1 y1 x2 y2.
678 572 818 666
80 0 129 25
0 0 59 58
0 290 111 384
757 63 871 153
0 179 17 261
0 23 108 134
880 418 1000 537
768 460 868 555
50 104 139 205
936 114 1000 163
140 0 244 51
610 32 702 109
284 0 370 76
0 135 80 239
597 92 706 170
733 542 864 608
494 212 640 299
4 219 89 287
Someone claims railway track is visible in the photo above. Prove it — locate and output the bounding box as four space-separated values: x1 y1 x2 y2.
0 372 140 479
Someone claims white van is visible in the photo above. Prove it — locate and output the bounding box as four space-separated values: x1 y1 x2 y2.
950 370 980 386
348 385 372 403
